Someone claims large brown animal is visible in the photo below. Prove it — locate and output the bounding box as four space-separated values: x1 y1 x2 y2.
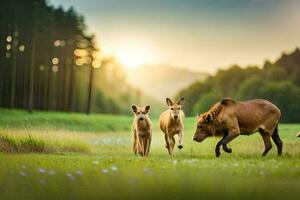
159 97 185 155
193 98 282 157
132 105 152 156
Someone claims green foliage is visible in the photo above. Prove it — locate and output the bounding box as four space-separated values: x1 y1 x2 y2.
177 48 300 122
192 89 222 115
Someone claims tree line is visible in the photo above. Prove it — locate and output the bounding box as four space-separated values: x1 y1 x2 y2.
176 48 300 123
0 0 141 114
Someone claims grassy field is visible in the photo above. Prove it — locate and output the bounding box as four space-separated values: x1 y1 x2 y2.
0 108 299 200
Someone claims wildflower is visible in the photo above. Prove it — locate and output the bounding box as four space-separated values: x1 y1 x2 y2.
38 168 46 174
110 165 118 172
93 161 99 165
48 170 55 176
143 167 152 174
66 172 75 180
76 170 83 176
20 171 27 176
101 169 109 174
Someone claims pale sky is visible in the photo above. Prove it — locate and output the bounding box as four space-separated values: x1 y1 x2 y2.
49 0 300 73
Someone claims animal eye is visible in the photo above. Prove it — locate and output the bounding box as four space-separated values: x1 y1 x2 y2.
142 112 146 114
136 112 140 114
171 108 174 110
178 107 181 110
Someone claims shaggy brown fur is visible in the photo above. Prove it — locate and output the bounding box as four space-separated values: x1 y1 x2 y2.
193 98 282 157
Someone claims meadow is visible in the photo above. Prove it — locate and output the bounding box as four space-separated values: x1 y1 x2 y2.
0 108 299 200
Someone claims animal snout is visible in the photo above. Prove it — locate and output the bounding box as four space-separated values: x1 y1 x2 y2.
174 115 178 119
193 135 201 142
139 117 144 121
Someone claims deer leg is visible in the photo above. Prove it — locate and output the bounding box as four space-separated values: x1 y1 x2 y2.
164 134 172 155
140 138 145 156
178 131 183 149
145 136 151 156
170 136 175 153
143 138 149 156
133 132 137 155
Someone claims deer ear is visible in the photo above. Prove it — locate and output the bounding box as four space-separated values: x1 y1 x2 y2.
166 98 173 106
205 113 211 123
177 97 185 106
131 105 137 113
145 105 150 113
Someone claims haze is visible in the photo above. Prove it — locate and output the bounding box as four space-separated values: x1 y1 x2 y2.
49 0 300 73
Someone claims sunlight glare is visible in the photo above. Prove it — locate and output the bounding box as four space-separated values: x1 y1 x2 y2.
115 41 157 68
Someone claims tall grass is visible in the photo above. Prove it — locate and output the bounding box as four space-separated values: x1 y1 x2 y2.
0 129 90 153
0 108 132 132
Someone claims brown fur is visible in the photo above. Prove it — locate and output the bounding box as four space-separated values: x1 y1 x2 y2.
193 98 283 157
132 105 152 156
159 97 185 155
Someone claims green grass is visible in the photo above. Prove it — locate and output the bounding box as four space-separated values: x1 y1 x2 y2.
0 129 91 153
0 109 299 200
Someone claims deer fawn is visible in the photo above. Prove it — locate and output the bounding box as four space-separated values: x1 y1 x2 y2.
159 97 185 155
131 105 152 156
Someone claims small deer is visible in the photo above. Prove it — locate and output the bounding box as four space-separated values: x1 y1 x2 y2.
159 97 185 155
131 105 152 156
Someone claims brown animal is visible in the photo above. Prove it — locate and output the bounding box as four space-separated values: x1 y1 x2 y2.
193 98 282 157
159 97 185 155
132 105 152 156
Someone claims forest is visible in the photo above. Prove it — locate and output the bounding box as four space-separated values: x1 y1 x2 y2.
176 48 300 122
0 0 142 115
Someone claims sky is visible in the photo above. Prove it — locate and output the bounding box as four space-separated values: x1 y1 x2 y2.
48 0 300 73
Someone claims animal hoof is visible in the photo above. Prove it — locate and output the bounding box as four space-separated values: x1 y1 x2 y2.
178 145 183 149
216 152 221 158
225 148 232 153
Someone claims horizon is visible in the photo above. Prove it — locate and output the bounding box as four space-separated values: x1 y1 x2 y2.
48 0 300 74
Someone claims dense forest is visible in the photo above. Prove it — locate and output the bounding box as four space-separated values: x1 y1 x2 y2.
176 48 300 123
0 0 143 114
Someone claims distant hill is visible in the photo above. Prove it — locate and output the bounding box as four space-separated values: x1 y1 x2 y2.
175 47 300 122
126 64 207 101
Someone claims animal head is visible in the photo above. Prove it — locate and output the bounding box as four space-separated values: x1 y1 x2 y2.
166 97 184 120
131 105 150 121
193 113 213 142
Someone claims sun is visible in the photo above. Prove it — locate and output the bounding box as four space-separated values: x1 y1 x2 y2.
115 41 157 68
